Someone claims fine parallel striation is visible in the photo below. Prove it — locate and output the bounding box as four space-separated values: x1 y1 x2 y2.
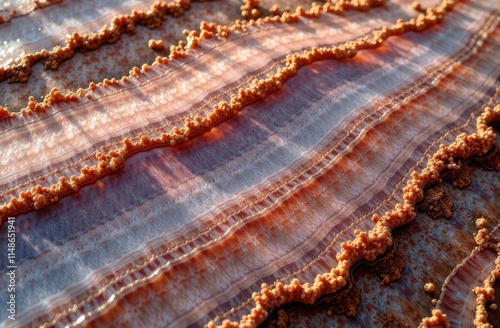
437 223 500 327
0 0 499 327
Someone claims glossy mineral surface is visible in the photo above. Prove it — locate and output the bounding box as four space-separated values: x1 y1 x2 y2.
0 0 499 327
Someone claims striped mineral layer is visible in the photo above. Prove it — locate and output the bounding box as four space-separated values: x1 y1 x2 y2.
0 0 499 327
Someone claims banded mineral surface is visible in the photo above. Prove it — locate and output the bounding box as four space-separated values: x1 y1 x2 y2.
0 0 499 327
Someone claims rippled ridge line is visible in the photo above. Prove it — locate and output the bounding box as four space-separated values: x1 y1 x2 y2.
210 103 500 326
0 0 382 119
0 19 299 208
0 0 459 222
0 57 283 196
55 98 500 327
32 11 500 327
0 8 397 197
17 0 494 326
0 0 385 216
212 44 500 322
214 17 499 327
0 27 295 193
435 218 500 326
214 92 500 324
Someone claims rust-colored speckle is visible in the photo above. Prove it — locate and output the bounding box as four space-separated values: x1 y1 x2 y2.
323 278 361 317
420 186 453 219
441 159 472 188
367 244 405 285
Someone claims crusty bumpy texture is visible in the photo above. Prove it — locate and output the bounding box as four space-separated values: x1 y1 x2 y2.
0 0 499 327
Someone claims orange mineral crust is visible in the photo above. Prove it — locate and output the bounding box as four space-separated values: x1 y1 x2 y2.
0 0 195 84
0 0 499 327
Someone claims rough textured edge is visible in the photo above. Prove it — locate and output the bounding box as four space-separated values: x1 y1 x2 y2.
2 1 498 326
1 0 450 224
206 98 500 326
0 0 383 119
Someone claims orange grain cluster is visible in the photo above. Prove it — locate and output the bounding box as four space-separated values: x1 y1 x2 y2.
0 0 194 84
419 309 451 328
268 5 280 16
240 0 260 20
0 86 87 118
0 105 10 120
148 39 165 50
424 282 436 293
32 0 63 9
441 159 472 188
18 88 81 116
326 0 380 12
